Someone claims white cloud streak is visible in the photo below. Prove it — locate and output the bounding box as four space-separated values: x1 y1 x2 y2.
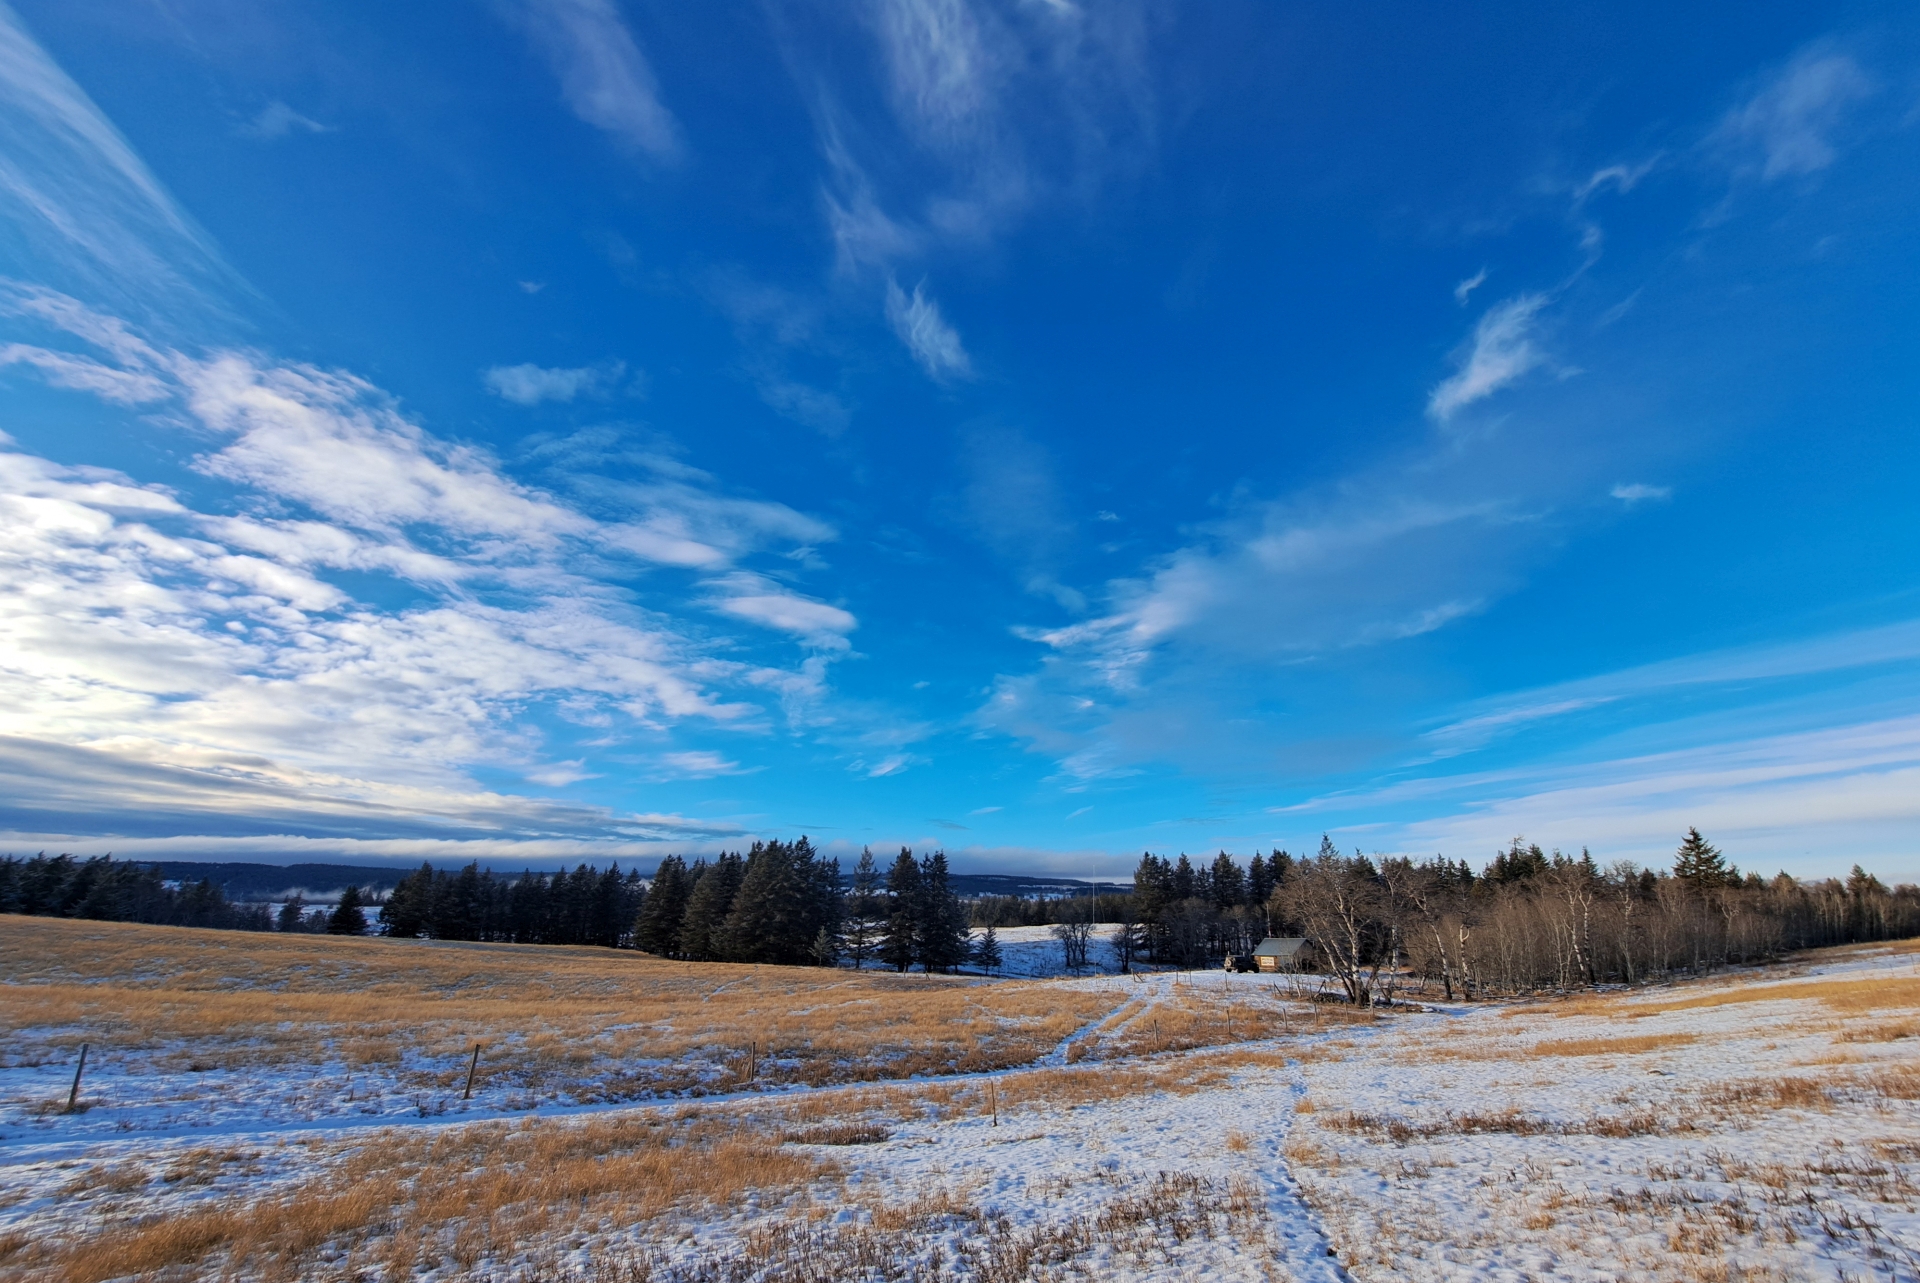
1428 293 1550 421
655 749 753 779
483 360 627 405
1452 267 1487 305
0 5 238 323
885 276 972 380
1713 46 1872 182
1423 618 1920 754
236 102 331 141
499 0 682 163
1375 714 1920 879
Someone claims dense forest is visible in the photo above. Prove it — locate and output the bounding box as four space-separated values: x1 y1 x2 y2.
5 828 1919 995
0 853 274 930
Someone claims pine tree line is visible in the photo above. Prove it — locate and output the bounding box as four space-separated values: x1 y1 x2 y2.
1115 849 1293 968
0 854 273 930
636 843 972 972
378 861 647 947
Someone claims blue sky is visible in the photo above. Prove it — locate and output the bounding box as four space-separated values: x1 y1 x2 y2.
0 0 1916 878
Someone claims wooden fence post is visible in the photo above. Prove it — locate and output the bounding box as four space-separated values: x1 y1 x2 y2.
66 1043 87 1112
988 1079 998 1128
463 1044 480 1100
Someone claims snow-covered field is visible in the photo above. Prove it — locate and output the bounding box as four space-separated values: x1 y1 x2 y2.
974 923 1105 979
8 940 1920 1280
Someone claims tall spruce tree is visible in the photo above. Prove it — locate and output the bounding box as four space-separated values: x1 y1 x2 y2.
681 854 744 960
1210 852 1245 909
915 850 970 973
881 847 921 971
378 864 434 937
800 838 842 963
1673 828 1731 892
327 886 368 935
842 846 885 969
634 856 692 955
1171 854 1197 901
1247 854 1273 912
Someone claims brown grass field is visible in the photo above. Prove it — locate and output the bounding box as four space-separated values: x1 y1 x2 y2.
24 920 1920 1282
0 916 1129 1097
0 916 1376 1282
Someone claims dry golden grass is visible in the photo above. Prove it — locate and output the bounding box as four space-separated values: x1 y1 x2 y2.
0 916 1125 1097
1409 1030 1701 1063
24 1109 829 1283
17 1038 1318 1283
1628 974 1920 1018
1837 1017 1920 1043
1531 1032 1699 1058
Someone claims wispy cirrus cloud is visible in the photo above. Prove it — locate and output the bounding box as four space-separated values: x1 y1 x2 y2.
1422 618 1920 756
235 102 331 141
483 359 630 405
791 1 1151 381
885 276 972 380
655 750 755 779
704 571 858 650
496 0 682 163
0 4 241 325
1427 293 1550 421
1334 713 1920 878
1711 44 1873 182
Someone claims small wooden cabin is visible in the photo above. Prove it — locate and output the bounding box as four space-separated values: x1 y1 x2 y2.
1250 936 1312 973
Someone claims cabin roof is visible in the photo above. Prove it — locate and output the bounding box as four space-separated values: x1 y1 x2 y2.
1252 936 1309 957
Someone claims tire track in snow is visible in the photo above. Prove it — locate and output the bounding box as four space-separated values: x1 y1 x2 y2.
1260 1071 1354 1282
1035 993 1132 1066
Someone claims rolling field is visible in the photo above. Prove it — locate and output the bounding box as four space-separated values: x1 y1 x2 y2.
4 919 1920 1280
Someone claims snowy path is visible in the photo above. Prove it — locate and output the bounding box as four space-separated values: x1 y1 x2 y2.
830 1050 1357 1281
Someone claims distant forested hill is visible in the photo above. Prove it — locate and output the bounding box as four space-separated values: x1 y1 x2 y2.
136 861 1118 902
146 862 418 900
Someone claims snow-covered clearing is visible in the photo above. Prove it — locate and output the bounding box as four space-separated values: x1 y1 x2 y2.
7 929 1920 1280
972 924 1101 980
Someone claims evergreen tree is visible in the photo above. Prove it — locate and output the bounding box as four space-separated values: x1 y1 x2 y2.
437 863 483 940
277 894 307 933
379 864 434 938
799 838 842 961
1131 852 1174 962
970 924 1002 974
327 886 368 935
842 846 885 969
881 848 921 971
1247 854 1273 912
916 850 970 973
177 878 229 928
1171 854 1197 901
635 856 692 955
719 841 808 964
809 925 840 966
1487 837 1550 885
681 854 743 960
1210 852 1245 909
1673 828 1731 892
